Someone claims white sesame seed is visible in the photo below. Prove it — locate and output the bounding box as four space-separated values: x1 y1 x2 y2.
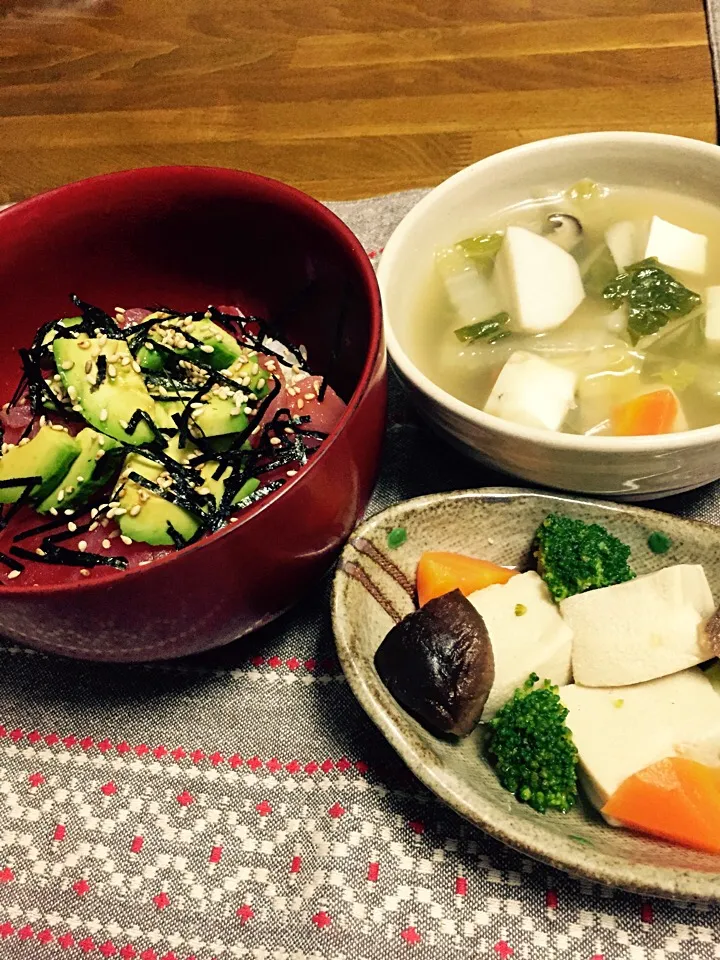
270 437 281 446
95 450 105 461
36 548 46 557
89 522 99 532
7 570 21 580
56 490 65 502
108 364 117 378
132 361 142 374
304 393 315 401
200 344 214 354
119 420 129 430
129 505 141 517
257 378 266 390
297 398 304 409
114 507 127 516
78 541 88 552
51 423 66 432
115 306 126 314
120 535 133 546
61 359 74 371
80 569 90 577
102 539 111 549
100 409 108 422
49 508 58 516
78 340 90 350
76 476 85 484
287 470 298 477
121 356 131 367
18 438 30 446
67 521 77 532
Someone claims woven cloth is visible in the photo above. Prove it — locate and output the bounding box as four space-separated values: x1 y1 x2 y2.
1 188 720 960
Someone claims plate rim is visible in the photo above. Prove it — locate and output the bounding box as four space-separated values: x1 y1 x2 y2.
331 485 720 901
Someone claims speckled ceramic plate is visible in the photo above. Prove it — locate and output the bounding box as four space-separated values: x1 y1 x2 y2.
331 487 720 901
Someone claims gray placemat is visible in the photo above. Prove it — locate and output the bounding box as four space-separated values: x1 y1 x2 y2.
1 188 720 960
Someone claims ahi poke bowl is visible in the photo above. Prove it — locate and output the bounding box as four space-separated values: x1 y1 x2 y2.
0 166 386 661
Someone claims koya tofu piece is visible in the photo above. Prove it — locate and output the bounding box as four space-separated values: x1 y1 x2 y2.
605 220 647 272
484 351 577 432
560 668 720 809
705 286 720 348
561 564 715 687
644 216 707 275
467 571 573 719
493 226 585 332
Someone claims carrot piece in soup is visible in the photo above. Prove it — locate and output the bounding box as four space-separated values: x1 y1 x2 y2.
602 756 720 854
416 551 517 606
610 388 679 436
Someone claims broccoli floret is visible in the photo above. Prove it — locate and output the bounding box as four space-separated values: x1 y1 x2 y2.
487 673 578 814
533 512 635 603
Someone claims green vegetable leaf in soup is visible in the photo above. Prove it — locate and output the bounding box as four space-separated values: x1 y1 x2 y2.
602 257 701 344
457 232 504 271
455 312 511 345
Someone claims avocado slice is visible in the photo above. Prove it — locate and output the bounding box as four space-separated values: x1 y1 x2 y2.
37 427 124 514
52 337 158 446
0 425 81 504
40 315 83 349
135 316 243 372
115 441 202 546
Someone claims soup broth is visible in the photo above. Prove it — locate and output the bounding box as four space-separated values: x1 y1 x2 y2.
409 183 720 435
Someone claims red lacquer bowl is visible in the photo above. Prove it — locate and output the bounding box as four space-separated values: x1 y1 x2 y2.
0 167 386 661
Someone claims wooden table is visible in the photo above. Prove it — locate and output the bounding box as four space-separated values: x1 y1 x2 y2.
0 0 716 204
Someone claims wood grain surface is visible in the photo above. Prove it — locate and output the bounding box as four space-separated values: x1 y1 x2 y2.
0 0 716 202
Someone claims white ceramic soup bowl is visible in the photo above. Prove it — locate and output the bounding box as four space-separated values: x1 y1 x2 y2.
379 132 720 500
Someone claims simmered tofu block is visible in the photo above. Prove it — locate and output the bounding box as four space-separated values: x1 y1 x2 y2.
484 351 577 432
560 668 720 810
467 571 573 719
561 564 715 687
494 226 585 333
644 216 707 275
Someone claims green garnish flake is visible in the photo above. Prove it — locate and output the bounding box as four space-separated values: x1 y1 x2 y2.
454 312 511 345
569 834 594 846
514 603 527 617
387 527 407 549
647 531 672 555
602 257 701 344
457 232 503 268
566 179 603 202
613 698 625 709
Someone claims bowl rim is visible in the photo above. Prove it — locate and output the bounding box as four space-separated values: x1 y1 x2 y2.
378 130 720 454
332 485 720 900
0 165 384 595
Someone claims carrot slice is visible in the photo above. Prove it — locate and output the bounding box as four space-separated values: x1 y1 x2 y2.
416 551 517 606
610 388 679 437
602 756 720 854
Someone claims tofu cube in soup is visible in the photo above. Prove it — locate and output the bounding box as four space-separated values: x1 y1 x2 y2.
561 565 715 687
560 668 720 811
705 285 720 348
467 571 573 720
605 220 648 271
494 226 586 333
644 216 707 275
484 351 577 432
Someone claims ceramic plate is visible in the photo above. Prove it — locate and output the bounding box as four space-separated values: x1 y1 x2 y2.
331 487 720 900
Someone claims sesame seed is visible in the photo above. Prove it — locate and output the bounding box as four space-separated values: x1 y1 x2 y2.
56 490 65 502
61 359 74 371
98 437 106 446
270 437 281 446
65 485 75 494
119 420 129 430
72 404 83 413
145 342 155 351
7 570 21 580
121 356 131 367
115 306 126 314
230 517 238 523
100 409 108 422
49 508 58 516
78 541 88 552
84 360 92 374
89 522 99 532
80 569 90 578
95 450 105 461
287 470 298 477
67 522 77 532
304 393 315 401
129 505 141 517
200 344 214 354
64 509 75 516
35 548 46 557
297 398 304 409
114 507 127 516
78 339 90 350
257 378 266 390
102 539 111 549
120 535 133 546
77 476 85 484
18 438 30 446
51 423 66 432
132 361 142 374
108 364 117 378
